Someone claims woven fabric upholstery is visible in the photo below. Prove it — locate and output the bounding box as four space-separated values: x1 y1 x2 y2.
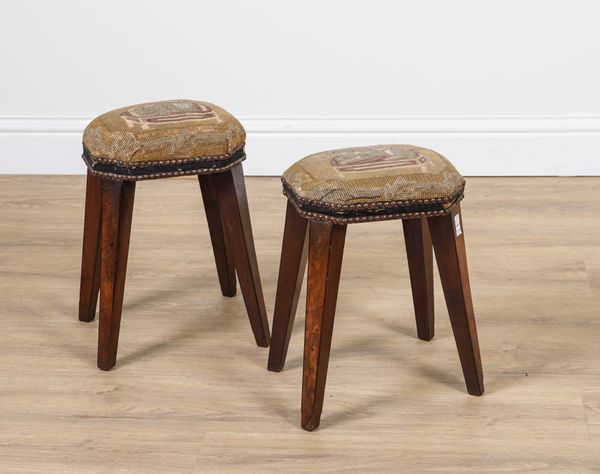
282 145 465 223
82 100 245 180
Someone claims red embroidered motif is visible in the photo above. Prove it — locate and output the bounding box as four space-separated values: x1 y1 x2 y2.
331 150 427 173
121 101 216 128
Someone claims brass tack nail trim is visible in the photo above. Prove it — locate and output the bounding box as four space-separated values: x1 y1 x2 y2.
82 146 246 181
281 179 464 214
284 191 463 225
83 142 246 168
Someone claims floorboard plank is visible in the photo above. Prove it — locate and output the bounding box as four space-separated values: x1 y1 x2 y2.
0 176 599 472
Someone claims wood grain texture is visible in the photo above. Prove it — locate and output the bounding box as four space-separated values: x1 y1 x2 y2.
302 221 346 431
78 171 102 322
403 217 435 341
197 174 236 297
268 201 309 372
98 179 135 371
213 165 270 347
428 204 484 396
1 176 600 472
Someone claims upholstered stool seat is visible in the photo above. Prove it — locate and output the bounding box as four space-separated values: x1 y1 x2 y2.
269 144 483 431
82 100 246 180
282 145 465 223
78 100 269 371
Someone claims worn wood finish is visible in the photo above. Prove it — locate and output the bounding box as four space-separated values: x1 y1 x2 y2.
78 171 103 322
213 164 270 347
268 202 309 372
198 174 236 297
427 203 484 395
97 179 136 371
3 176 600 472
402 217 435 340
301 220 347 431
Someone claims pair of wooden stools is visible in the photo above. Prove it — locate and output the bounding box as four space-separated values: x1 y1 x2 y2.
79 100 483 431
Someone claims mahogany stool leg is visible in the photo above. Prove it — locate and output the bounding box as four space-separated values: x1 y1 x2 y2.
267 202 309 372
79 171 103 322
97 178 135 371
213 164 270 347
402 217 435 340
427 203 484 395
301 220 346 431
198 174 236 297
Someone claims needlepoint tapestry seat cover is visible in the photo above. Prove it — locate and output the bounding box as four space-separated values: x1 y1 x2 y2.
82 100 246 180
282 145 466 223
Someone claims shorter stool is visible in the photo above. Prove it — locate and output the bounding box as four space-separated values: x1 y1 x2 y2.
267 145 483 430
78 100 270 370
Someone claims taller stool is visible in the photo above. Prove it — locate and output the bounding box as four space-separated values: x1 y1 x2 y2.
267 144 483 430
78 100 270 370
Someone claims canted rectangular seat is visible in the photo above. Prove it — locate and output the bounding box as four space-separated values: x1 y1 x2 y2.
78 100 270 371
281 145 465 222
82 99 246 179
268 144 483 431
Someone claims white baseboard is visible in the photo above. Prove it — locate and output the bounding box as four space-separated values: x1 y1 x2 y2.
1 116 599 176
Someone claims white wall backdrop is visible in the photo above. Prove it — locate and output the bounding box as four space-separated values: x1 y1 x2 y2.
1 0 599 175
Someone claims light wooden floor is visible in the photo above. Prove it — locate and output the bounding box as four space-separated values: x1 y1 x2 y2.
1 175 599 473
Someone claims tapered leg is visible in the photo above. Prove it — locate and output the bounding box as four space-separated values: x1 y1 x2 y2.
302 221 346 431
98 179 135 371
428 203 484 395
198 174 236 297
213 164 270 347
402 217 434 340
79 171 103 322
267 202 309 372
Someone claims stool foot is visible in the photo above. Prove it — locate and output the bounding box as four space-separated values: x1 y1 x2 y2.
428 204 484 396
403 217 435 341
268 202 309 372
97 179 135 371
301 221 346 431
214 164 270 347
198 174 236 297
